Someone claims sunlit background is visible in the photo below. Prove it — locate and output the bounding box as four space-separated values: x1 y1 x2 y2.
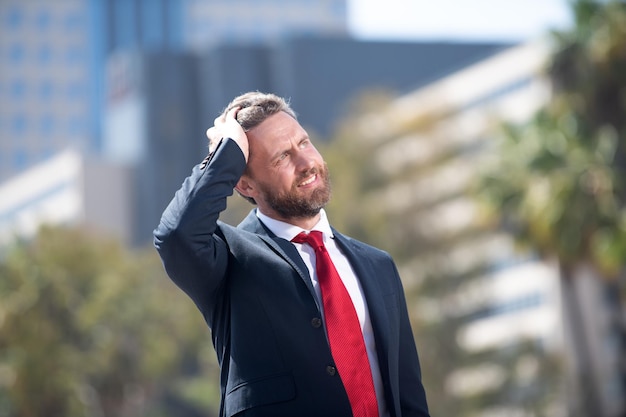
348 0 570 41
1 1 625 417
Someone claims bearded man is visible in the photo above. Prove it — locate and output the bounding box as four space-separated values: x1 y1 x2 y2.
154 92 430 417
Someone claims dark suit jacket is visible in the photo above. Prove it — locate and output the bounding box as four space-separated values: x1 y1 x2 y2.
154 138 430 417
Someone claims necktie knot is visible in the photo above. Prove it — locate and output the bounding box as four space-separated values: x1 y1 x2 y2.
292 231 324 251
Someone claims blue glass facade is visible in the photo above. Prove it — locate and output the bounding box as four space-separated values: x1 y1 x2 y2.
0 0 343 182
0 1 95 180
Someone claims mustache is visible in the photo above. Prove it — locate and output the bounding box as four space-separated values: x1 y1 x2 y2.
296 166 321 183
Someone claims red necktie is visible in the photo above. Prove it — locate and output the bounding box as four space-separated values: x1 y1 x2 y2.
292 231 379 417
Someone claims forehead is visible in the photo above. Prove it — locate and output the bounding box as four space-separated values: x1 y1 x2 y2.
247 111 306 153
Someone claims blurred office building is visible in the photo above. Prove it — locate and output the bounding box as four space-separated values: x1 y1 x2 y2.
0 149 133 247
0 0 347 183
352 40 624 417
104 49 202 246
101 38 509 245
0 0 510 247
180 0 347 50
0 0 97 183
199 37 512 138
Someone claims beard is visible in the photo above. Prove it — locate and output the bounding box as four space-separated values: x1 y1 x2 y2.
259 164 332 220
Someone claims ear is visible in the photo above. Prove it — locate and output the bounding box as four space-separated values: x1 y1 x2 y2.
235 175 257 200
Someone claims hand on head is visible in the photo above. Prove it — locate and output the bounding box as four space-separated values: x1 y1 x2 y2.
206 106 249 161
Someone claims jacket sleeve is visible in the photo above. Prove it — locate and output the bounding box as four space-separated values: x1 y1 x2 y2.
153 138 246 316
392 260 431 417
378 257 430 417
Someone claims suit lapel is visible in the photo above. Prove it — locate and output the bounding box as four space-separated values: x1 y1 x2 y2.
237 211 390 347
238 210 321 311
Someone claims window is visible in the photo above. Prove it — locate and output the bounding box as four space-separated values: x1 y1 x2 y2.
38 80 53 100
11 114 27 135
38 44 53 65
64 10 84 32
141 0 165 47
65 45 85 64
39 114 55 134
66 81 85 100
42 147 57 161
114 0 135 48
9 43 25 64
68 116 85 135
12 149 28 171
36 10 51 31
10 80 26 99
5 6 23 29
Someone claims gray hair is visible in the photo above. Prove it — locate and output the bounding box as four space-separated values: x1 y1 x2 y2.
222 91 297 131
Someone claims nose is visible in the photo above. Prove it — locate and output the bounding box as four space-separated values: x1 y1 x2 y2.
294 149 316 172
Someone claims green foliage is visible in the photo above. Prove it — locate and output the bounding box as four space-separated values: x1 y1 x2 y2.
477 0 626 278
479 110 626 275
474 1 626 415
0 226 220 417
550 0 626 133
324 88 563 416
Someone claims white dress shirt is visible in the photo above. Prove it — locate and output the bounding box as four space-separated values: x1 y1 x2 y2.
256 208 389 417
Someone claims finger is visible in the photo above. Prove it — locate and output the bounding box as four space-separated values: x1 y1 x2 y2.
206 127 220 152
206 126 217 140
225 106 240 121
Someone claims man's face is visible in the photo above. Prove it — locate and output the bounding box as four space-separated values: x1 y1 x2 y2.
240 111 331 223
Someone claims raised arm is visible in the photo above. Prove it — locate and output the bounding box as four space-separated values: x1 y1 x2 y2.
153 108 248 316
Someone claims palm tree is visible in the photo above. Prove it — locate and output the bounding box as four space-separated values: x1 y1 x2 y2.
476 1 626 415
325 90 562 417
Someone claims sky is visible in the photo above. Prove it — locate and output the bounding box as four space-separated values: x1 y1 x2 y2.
347 0 573 42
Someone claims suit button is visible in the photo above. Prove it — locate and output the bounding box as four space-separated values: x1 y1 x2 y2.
326 366 337 376
311 317 322 328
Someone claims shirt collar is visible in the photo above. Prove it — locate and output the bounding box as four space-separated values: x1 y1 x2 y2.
256 208 334 242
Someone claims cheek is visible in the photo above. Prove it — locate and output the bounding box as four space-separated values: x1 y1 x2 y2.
265 168 296 190
313 151 326 167
283 172 299 189
308 146 323 159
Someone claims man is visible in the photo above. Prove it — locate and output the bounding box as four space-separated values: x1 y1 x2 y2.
154 92 430 417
